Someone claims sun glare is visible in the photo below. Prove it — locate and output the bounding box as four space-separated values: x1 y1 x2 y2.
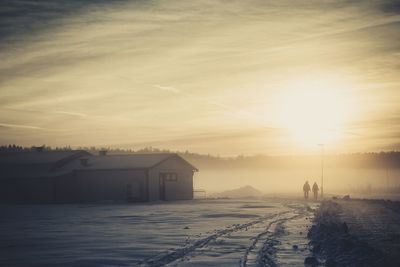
273 75 352 148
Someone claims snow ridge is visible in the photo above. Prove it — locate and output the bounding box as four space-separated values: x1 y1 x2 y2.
139 211 292 267
240 212 302 267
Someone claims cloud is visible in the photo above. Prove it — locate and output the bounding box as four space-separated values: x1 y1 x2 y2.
0 123 44 130
381 0 400 13
153 84 180 94
0 0 399 154
0 0 126 43
53 111 89 118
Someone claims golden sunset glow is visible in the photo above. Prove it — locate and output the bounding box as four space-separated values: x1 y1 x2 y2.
0 1 399 155
1 3 400 264
273 75 354 148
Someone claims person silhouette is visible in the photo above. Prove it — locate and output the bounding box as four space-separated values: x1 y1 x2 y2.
303 181 311 200
312 182 319 200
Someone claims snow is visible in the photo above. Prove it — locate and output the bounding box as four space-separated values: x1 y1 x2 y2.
308 199 400 266
0 198 318 266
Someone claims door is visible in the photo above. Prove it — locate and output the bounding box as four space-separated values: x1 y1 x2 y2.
126 182 142 202
159 173 166 200
126 184 133 202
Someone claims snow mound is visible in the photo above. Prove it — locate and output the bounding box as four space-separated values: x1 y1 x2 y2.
213 185 264 198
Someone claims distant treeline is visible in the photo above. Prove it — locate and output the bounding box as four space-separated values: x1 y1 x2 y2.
1 144 400 169
350 184 400 195
186 153 400 170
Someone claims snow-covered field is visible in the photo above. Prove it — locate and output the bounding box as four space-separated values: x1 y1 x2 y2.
0 198 317 267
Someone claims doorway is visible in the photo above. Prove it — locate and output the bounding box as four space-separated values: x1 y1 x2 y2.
126 184 133 202
159 173 166 200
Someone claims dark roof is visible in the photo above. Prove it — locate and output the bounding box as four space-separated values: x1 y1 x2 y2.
0 169 72 179
63 153 198 171
0 152 198 179
0 150 90 165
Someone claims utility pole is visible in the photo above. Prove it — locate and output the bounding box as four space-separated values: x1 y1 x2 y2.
386 168 389 193
318 144 324 198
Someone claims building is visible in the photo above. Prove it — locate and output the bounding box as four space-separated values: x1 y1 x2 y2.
0 150 90 203
0 150 198 203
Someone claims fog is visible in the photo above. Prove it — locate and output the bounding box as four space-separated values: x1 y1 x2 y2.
195 167 400 196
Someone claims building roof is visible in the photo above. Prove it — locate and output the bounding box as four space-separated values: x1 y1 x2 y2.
1 169 72 179
0 150 90 165
0 152 198 179
62 153 198 171
0 150 90 179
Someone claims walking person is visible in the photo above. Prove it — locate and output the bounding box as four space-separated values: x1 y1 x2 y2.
303 181 311 200
312 182 319 200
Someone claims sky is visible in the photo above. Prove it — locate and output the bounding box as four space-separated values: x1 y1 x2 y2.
0 0 400 156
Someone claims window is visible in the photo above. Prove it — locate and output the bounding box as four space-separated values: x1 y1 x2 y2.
164 173 178 182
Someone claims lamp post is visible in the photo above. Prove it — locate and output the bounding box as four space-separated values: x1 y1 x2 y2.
318 144 324 198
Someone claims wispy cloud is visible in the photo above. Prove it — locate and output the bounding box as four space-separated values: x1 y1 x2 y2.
53 111 89 118
153 84 180 94
0 0 399 154
0 123 44 130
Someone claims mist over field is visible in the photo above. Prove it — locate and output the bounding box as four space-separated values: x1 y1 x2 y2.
186 155 400 195
1 0 400 266
196 167 400 195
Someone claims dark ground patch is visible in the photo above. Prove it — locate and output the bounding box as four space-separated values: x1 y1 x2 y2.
308 200 398 267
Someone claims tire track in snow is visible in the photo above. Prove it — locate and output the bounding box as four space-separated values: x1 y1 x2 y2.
240 212 303 267
258 214 306 267
138 211 292 267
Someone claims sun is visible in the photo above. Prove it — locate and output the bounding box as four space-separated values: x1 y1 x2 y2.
273 74 353 148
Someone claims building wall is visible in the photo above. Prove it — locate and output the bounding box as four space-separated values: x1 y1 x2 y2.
149 156 195 201
0 163 66 203
0 156 196 203
147 168 159 201
73 169 147 203
53 173 79 203
0 177 55 204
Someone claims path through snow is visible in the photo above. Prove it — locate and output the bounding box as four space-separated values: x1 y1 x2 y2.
140 201 317 267
0 199 317 266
